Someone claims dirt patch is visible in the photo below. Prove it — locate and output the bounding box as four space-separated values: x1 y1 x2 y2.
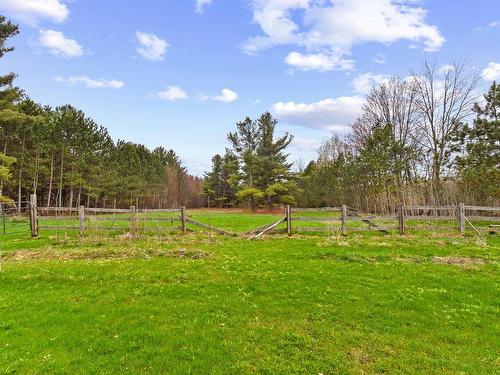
431 256 486 267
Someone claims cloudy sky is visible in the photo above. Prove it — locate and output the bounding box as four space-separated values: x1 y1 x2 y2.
0 0 499 175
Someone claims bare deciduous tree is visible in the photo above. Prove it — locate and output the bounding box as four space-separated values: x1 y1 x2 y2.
317 134 351 164
411 60 480 201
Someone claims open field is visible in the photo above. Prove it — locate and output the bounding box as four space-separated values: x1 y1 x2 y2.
0 210 499 373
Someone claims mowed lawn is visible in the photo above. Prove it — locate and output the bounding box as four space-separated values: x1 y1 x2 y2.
0 211 498 374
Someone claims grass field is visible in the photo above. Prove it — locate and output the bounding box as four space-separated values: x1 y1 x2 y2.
0 210 499 373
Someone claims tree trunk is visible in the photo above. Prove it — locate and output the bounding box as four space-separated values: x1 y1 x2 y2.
76 187 81 207
248 195 256 212
33 151 40 195
58 148 64 208
47 152 54 208
17 134 26 213
68 187 74 209
267 194 273 212
0 140 7 197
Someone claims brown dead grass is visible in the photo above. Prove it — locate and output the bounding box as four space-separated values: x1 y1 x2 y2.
431 256 486 268
1 246 210 263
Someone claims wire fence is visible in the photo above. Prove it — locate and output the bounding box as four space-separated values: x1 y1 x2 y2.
283 204 499 236
0 201 31 237
36 206 183 240
2 198 499 240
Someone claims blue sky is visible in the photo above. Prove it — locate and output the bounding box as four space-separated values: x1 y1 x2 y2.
0 0 499 175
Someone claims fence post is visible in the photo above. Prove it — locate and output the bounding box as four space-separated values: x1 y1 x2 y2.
180 206 187 234
458 203 465 235
0 203 5 235
341 204 347 236
286 205 292 236
398 203 405 235
29 194 38 237
78 205 85 236
130 205 137 235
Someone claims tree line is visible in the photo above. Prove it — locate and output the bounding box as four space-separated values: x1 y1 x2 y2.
0 17 203 210
299 65 498 212
1 15 497 213
205 63 499 212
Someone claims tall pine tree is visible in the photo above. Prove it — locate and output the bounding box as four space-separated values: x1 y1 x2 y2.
455 81 500 203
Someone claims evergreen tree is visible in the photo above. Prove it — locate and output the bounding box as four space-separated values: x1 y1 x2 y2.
454 82 500 203
0 16 38 208
227 117 261 210
203 152 239 207
254 112 294 210
221 112 294 210
0 18 203 209
0 151 15 204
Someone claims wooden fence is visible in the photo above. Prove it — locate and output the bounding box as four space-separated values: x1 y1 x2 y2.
289 204 499 236
26 194 500 239
35 204 185 236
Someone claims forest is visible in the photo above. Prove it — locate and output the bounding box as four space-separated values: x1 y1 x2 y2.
1 16 499 213
0 17 203 210
205 67 499 213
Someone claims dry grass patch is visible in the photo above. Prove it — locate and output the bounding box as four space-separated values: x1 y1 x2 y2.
431 256 487 268
1 246 210 263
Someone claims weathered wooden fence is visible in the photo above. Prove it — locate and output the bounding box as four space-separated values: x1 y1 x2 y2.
21 194 500 239
35 204 184 237
282 204 499 237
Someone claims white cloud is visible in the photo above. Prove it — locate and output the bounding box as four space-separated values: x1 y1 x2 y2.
200 88 238 103
272 95 365 131
245 0 444 71
194 0 213 13
285 52 354 71
482 62 500 81
214 88 238 102
54 76 124 89
352 72 390 94
474 20 499 31
157 86 188 101
373 53 387 64
38 29 84 57
135 31 168 61
0 0 69 25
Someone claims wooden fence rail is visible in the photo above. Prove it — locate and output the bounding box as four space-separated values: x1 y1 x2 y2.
35 203 186 238
28 198 499 239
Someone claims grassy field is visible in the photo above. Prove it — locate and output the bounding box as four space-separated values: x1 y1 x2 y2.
0 210 498 373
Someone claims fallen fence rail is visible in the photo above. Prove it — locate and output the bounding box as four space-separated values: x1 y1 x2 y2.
22 195 500 239
249 217 286 239
185 218 237 237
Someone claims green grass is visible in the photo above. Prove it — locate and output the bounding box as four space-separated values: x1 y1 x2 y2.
0 210 499 373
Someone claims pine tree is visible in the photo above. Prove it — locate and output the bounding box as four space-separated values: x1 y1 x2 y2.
0 151 15 203
255 112 294 210
0 16 38 207
225 113 295 210
203 152 239 207
203 154 224 207
455 82 500 203
227 117 261 210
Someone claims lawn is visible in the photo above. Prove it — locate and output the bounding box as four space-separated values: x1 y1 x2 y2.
0 211 498 373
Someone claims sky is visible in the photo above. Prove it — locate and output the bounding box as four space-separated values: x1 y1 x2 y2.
0 0 499 175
